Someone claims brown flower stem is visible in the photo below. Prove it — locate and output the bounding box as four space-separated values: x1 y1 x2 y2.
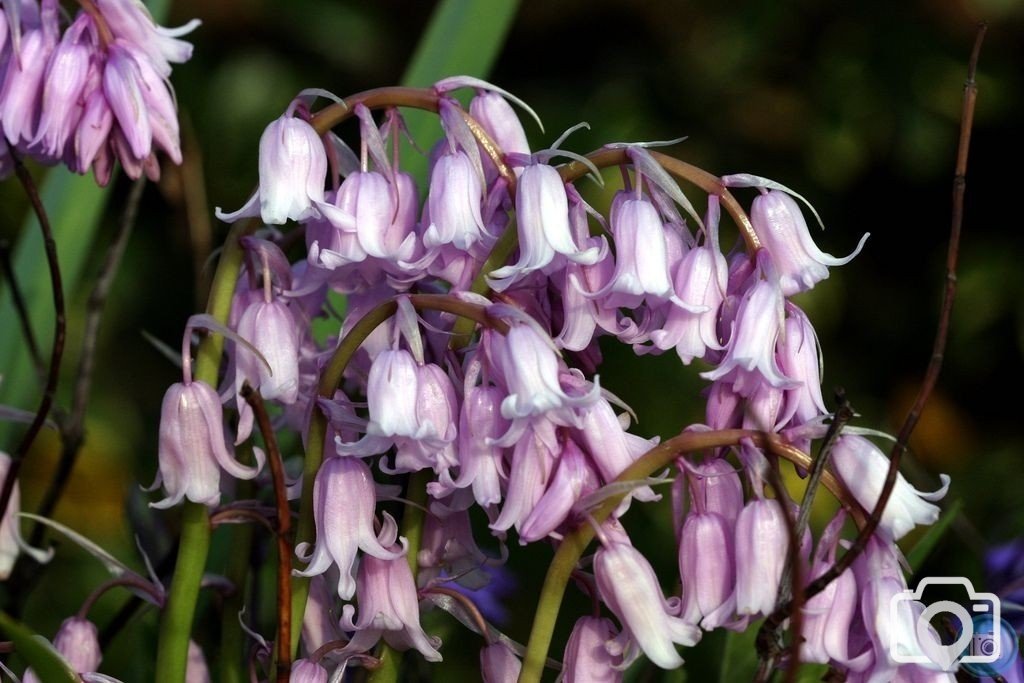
771 24 986 621
29 178 146 548
240 384 292 683
0 160 66 546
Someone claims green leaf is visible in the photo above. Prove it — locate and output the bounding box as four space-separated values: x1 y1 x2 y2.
719 622 762 682
0 170 110 444
906 498 963 573
0 611 77 683
398 0 520 188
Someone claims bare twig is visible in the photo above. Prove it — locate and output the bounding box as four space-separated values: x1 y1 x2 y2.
240 383 292 683
757 391 855 671
774 22 986 618
29 178 146 548
0 239 44 380
0 160 67 535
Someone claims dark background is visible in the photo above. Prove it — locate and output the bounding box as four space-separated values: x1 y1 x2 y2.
1 0 1022 679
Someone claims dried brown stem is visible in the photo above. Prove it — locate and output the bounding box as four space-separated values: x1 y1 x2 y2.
757 392 855 676
29 178 146 548
240 383 293 683
772 22 986 622
0 161 66 540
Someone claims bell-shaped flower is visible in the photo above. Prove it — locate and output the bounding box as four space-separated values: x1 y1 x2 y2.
93 0 200 77
595 535 701 669
293 455 407 600
651 233 728 363
468 89 530 164
152 379 263 509
573 395 659 504
337 350 458 474
236 298 301 388
519 437 600 543
72 84 114 174
423 151 489 251
429 382 508 507
859 571 953 678
701 271 795 396
481 641 521 682
30 14 92 160
486 319 599 427
1 18 58 145
734 497 789 616
679 510 736 628
488 163 600 289
562 616 623 683
751 190 868 296
289 659 328 683
217 113 327 224
777 305 827 437
490 420 558 533
801 512 859 666
102 41 154 161
831 435 950 541
313 170 418 269
23 617 101 683
588 193 675 306
338 548 443 662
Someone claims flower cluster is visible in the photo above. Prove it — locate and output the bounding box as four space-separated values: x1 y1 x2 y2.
0 0 197 183
139 79 953 680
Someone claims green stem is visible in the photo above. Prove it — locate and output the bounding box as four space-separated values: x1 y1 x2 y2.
155 221 254 683
219 460 256 683
154 501 211 683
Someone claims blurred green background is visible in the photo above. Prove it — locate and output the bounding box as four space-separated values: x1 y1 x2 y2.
1 0 1023 679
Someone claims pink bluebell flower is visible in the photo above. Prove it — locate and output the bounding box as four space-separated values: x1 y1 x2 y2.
217 112 327 225
750 189 868 296
831 435 950 541
595 528 701 669
293 455 406 600
562 616 623 682
480 641 521 682
337 547 443 662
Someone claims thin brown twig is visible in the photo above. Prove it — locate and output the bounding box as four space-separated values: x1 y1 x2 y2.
29 178 146 548
772 22 986 618
0 239 44 380
240 383 292 683
757 391 855 671
0 160 66 537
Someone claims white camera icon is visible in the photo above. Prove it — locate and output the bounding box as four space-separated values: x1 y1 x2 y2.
889 577 1002 671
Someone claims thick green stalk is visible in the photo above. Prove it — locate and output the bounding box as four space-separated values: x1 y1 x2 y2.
154 502 211 682
154 221 254 683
